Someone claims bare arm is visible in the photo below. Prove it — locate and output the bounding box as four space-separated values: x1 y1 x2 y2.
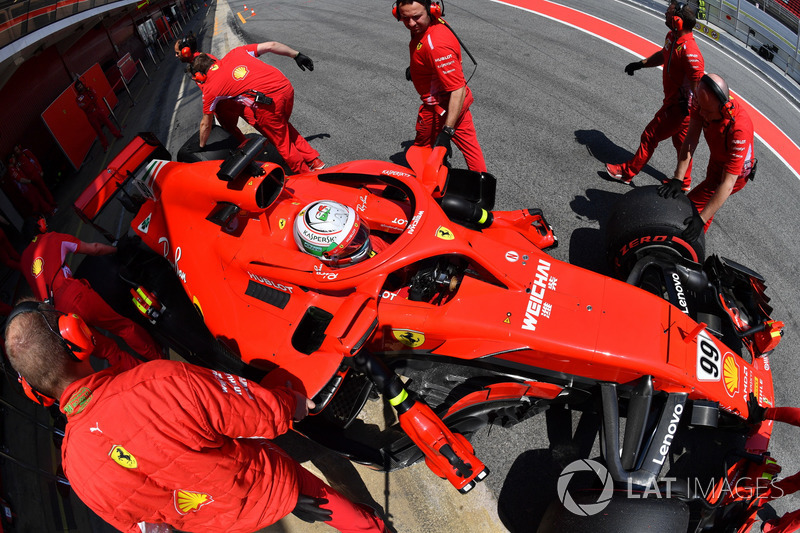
78 241 117 256
444 86 467 129
673 118 703 184
641 49 665 68
697 171 738 224
199 113 214 148
256 41 300 59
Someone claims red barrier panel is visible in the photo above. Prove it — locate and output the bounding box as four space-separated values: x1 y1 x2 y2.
40 63 119 169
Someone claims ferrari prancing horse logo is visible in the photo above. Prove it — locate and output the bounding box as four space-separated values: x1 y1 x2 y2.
392 329 425 348
109 445 137 469
279 218 287 230
436 226 454 240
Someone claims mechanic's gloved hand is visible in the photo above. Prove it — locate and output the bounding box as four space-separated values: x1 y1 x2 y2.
658 178 685 199
294 52 314 72
113 233 142 257
405 66 412 81
291 494 332 523
435 126 454 159
746 392 768 425
624 61 644 76
681 214 704 242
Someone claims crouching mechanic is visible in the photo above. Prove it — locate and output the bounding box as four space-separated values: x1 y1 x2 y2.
658 73 756 241
190 42 325 174
3 299 386 533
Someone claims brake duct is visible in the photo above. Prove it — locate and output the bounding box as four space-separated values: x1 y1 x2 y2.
354 351 489 493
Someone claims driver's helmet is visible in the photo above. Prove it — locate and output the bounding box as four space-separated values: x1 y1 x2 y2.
294 200 372 266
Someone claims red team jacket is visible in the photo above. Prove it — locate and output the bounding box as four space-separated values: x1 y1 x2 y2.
659 30 704 105
59 360 302 532
200 44 291 116
409 19 474 113
690 97 755 181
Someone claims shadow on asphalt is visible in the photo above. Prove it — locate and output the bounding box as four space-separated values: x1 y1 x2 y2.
574 129 669 185
497 406 602 532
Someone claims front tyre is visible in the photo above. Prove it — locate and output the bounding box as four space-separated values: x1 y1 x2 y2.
606 186 705 278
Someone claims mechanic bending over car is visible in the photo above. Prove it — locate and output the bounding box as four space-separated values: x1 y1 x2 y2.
3 299 388 533
606 1 704 190
747 394 800 533
294 200 391 266
19 217 164 363
394 0 488 172
188 42 326 174
174 33 248 146
658 73 756 242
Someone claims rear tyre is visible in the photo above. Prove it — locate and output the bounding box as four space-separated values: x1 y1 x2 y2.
606 186 705 278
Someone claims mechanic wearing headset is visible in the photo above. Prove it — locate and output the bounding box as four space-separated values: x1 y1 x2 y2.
658 73 756 241
606 1 704 189
3 300 387 533
189 43 325 174
747 394 800 533
395 0 487 172
19 218 163 363
174 33 247 145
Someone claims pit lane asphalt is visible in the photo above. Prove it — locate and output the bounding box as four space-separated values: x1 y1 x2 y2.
17 0 799 531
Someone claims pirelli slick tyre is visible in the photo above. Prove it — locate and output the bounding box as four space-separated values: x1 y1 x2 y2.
536 493 689 533
606 186 705 278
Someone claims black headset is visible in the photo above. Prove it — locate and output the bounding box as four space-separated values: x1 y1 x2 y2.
700 74 735 121
3 302 96 406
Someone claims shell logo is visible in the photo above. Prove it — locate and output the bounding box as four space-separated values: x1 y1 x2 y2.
31 257 44 278
232 65 249 81
174 489 214 515
723 354 739 397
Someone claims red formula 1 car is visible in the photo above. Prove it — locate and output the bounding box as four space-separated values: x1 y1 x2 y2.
75 131 784 532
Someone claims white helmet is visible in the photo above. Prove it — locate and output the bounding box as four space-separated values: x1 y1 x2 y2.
294 200 372 265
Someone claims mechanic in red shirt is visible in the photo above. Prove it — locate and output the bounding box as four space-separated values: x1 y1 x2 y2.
747 394 800 533
7 155 56 216
3 302 386 533
658 73 755 241
74 79 123 152
20 219 163 362
190 42 324 173
174 34 247 145
395 0 487 173
606 1 704 188
13 144 56 209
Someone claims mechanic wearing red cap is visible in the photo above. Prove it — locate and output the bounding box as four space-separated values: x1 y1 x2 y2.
190 42 325 174
13 144 57 209
747 394 800 533
606 1 704 189
658 73 755 242
74 79 123 152
174 34 247 145
20 220 163 362
395 0 487 173
3 303 386 533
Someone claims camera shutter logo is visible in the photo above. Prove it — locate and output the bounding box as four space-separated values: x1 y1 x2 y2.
557 459 614 516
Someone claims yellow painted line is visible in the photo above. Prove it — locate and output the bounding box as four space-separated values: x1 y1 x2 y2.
237 11 246 23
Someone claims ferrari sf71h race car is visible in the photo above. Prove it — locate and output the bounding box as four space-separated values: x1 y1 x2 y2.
74 130 784 532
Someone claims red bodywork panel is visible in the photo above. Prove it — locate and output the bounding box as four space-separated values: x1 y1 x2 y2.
113 149 775 435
